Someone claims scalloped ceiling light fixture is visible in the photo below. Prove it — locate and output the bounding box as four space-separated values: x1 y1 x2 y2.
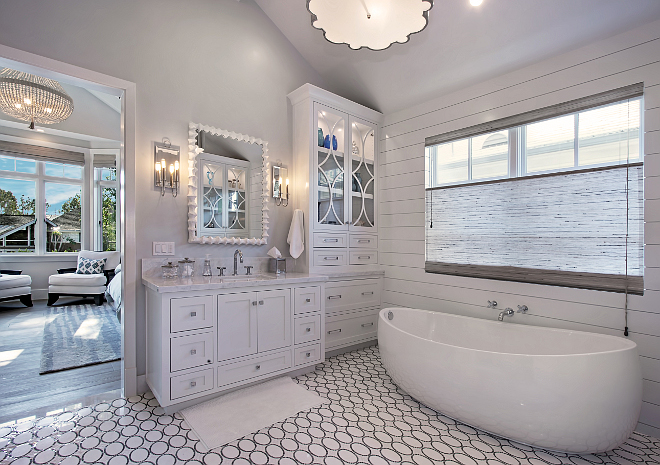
0 68 74 130
307 0 433 51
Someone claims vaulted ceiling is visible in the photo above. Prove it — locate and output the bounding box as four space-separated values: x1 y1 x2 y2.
255 0 660 114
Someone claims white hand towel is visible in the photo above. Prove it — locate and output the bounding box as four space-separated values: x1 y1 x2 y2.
287 209 305 259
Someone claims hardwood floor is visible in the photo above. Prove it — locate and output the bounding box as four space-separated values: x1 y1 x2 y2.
0 297 121 425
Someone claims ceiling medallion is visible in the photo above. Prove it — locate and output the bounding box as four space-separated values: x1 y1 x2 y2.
307 0 433 51
0 68 74 130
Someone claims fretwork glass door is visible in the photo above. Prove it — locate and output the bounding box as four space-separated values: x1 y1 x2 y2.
349 116 376 230
201 160 224 233
227 165 247 235
315 103 348 230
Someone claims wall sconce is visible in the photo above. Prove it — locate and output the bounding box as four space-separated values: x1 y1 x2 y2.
154 139 180 197
273 165 289 207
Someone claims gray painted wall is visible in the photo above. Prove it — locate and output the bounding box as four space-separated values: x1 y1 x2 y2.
0 0 325 375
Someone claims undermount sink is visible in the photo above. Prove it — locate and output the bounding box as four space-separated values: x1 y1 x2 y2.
218 274 276 281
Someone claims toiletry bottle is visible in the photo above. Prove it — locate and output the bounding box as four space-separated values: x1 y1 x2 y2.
203 254 212 277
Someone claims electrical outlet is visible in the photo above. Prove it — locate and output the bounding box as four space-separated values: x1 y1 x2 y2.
153 242 175 256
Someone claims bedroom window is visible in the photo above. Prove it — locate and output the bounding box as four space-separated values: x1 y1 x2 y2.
0 141 85 254
424 84 644 294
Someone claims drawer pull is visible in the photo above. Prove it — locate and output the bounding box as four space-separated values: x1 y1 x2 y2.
305 298 311 303
259 300 264 305
324 256 339 261
361 322 374 328
190 349 197 355
324 238 339 243
190 311 197 317
328 329 342 334
357 239 371 243
306 327 311 332
252 301 257 306
255 365 261 370
306 352 311 357
362 291 374 296
328 295 341 300
190 381 196 387
358 256 371 260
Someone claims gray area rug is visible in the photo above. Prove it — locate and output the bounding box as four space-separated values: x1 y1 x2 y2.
40 303 121 374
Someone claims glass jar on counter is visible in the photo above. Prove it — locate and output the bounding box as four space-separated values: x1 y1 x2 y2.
178 257 195 278
161 261 178 279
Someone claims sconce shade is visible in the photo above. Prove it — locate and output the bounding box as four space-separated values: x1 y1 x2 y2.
0 68 74 128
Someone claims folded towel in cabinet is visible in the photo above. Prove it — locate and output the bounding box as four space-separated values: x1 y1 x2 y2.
287 209 305 259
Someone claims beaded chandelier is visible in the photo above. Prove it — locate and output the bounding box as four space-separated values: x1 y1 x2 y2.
0 68 74 129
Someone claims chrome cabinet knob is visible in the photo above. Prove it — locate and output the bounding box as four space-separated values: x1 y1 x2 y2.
190 349 197 355
306 327 311 332
255 365 261 370
190 311 197 317
190 381 196 387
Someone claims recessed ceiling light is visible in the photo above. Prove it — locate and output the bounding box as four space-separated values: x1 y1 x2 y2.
470 0 483 5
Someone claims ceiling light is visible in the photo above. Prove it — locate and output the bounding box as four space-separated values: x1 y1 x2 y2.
0 68 74 130
307 0 433 51
470 0 483 6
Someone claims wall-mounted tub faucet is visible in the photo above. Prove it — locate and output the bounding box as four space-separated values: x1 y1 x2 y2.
498 308 514 321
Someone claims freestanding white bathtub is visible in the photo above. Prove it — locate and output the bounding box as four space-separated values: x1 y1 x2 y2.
378 307 642 453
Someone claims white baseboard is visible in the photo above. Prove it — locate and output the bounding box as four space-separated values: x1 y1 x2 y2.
137 374 149 395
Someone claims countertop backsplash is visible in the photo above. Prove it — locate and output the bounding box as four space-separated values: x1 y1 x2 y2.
141 256 297 278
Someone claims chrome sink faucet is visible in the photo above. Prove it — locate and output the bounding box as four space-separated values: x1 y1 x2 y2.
233 249 243 275
498 308 514 321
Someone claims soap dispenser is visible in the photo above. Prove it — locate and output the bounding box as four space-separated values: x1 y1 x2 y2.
202 254 212 277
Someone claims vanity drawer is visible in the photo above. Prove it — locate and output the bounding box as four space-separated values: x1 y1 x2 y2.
294 286 321 314
313 250 348 266
170 295 213 333
313 233 347 248
349 234 377 249
170 368 214 400
326 310 378 350
217 350 291 387
294 343 322 367
170 332 214 372
294 314 321 345
325 278 381 313
349 250 378 265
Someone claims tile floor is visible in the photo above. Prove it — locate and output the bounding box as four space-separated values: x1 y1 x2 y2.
1 345 659 465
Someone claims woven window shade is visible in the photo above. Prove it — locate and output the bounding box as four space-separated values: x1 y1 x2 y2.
0 140 84 165
425 164 644 294
93 154 117 168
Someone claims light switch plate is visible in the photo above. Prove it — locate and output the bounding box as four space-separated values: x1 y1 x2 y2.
153 242 175 256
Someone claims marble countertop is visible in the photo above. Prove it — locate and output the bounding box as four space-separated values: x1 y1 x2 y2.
142 272 330 293
142 269 385 293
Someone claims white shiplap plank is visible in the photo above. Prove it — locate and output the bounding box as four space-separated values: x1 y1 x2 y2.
647 107 660 131
639 401 660 430
635 421 660 439
380 156 424 177
646 86 660 112
380 185 424 203
646 131 660 159
644 379 660 406
380 239 425 254
380 198 425 215
379 212 425 228
641 357 660 382
379 171 423 190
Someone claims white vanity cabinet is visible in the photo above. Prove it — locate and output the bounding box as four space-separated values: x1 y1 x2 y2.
288 84 384 274
144 275 326 412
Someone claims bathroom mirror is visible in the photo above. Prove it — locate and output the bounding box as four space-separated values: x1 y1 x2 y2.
187 122 269 245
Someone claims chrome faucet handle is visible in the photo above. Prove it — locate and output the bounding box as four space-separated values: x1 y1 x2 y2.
487 300 498 308
217 266 226 276
244 266 253 276
517 305 528 313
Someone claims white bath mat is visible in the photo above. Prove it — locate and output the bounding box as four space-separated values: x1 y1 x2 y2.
180 377 327 451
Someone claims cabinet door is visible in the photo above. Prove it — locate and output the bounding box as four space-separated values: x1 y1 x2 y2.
315 103 349 231
199 159 225 234
257 289 291 352
226 164 248 236
349 116 377 231
217 292 258 361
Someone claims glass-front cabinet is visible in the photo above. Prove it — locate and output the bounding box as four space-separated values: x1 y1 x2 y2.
198 154 249 237
314 104 377 232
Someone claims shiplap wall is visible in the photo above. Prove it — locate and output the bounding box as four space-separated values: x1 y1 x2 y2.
379 19 660 436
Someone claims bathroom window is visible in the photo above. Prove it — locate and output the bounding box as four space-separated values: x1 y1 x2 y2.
424 84 644 294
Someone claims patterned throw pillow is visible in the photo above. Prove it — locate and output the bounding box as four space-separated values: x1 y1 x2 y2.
76 257 106 275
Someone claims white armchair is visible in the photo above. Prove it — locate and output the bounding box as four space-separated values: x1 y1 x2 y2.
0 270 32 307
48 250 120 306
